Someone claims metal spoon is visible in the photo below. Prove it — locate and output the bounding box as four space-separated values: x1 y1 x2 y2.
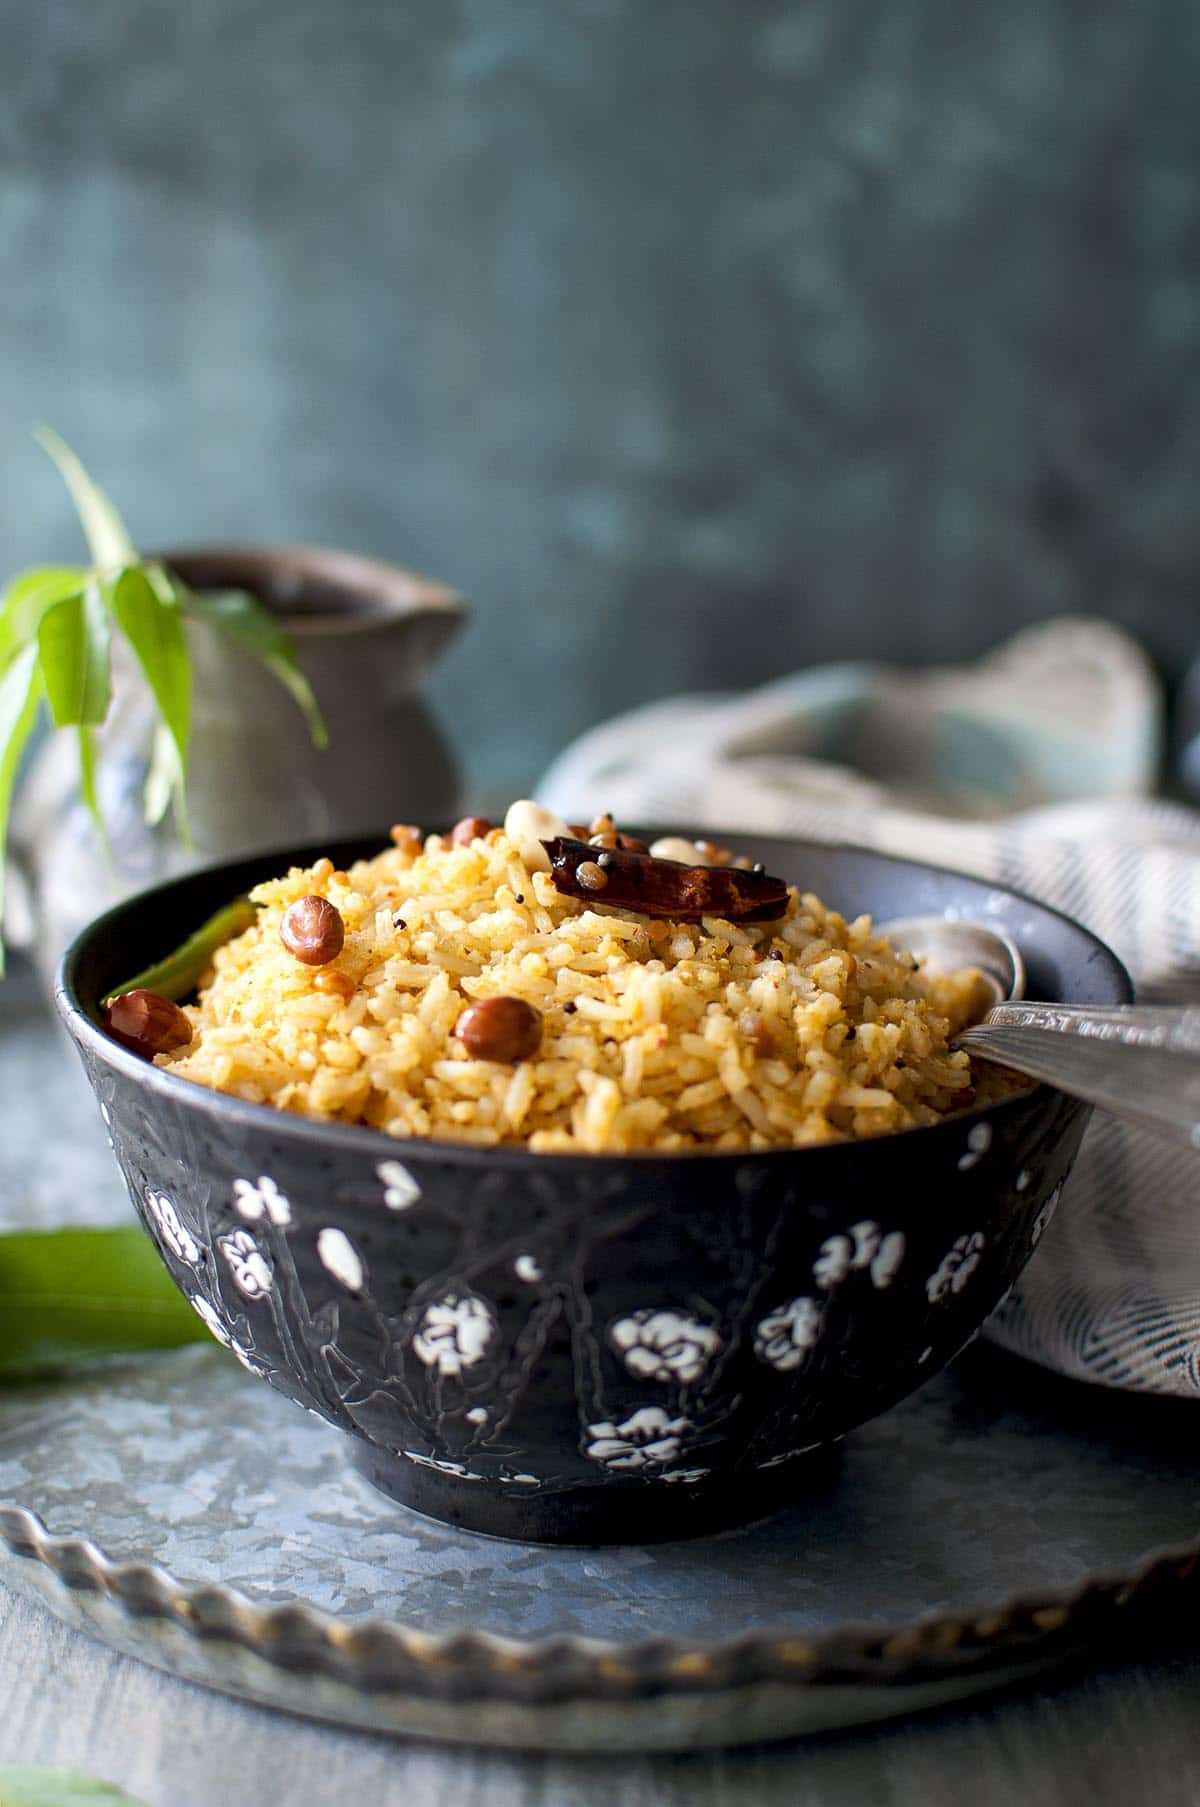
877 915 1200 1150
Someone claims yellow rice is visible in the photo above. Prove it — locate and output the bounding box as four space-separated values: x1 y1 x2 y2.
158 827 997 1153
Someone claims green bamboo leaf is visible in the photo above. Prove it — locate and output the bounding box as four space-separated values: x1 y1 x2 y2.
0 1770 151 1807
0 1227 211 1382
0 644 43 976
78 723 99 818
33 427 137 573
142 718 183 833
109 567 190 749
77 724 113 869
37 582 112 727
107 565 191 830
177 581 328 748
0 566 87 673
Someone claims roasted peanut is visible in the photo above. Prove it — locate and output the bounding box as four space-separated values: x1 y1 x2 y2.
503 799 570 872
449 816 493 846
455 996 543 1063
647 835 708 865
313 969 356 999
104 989 193 1059
738 1009 772 1055
280 895 346 965
587 830 648 854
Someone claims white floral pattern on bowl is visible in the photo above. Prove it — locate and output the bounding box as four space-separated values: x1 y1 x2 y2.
608 1309 721 1385
218 1229 273 1299
403 1451 483 1482
584 1408 690 1470
232 1175 292 1227
926 1232 987 1302
957 1123 993 1171
377 1160 421 1212
753 1297 822 1372
188 1293 232 1348
188 1294 265 1377
813 1220 905 1291
316 1227 365 1293
145 1190 199 1266
412 1293 495 1377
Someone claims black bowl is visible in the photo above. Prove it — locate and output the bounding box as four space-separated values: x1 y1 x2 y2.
56 832 1130 1544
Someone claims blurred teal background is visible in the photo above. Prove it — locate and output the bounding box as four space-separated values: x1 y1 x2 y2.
2 0 1199 802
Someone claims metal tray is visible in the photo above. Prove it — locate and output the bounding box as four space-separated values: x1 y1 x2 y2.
1 1341 1199 1751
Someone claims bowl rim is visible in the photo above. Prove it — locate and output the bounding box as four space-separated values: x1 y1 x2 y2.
55 827 1133 1170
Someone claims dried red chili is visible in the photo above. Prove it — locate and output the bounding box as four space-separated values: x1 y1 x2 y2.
542 838 788 923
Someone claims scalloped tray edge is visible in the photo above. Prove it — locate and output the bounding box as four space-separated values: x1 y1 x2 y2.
2 1501 1197 1750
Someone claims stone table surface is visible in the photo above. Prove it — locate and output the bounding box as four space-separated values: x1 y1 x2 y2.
6 963 1200 1804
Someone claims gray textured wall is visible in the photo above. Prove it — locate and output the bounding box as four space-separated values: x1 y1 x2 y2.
2 0 1199 801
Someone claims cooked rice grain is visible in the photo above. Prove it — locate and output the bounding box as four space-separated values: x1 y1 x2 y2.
158 830 998 1152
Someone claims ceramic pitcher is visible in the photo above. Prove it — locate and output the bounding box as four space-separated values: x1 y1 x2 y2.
9 545 465 991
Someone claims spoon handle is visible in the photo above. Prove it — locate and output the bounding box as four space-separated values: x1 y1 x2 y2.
983 1002 1200 1056
958 1010 1200 1149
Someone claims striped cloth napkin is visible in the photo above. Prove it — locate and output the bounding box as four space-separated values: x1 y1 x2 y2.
540 619 1200 1396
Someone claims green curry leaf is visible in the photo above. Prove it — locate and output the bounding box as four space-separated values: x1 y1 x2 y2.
101 895 257 1006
